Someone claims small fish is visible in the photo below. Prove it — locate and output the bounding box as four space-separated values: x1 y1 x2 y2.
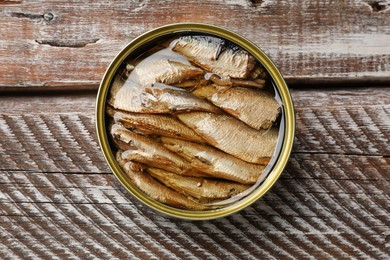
205 73 265 89
192 85 280 130
111 124 207 177
171 36 256 78
177 112 279 164
231 78 266 89
173 75 209 88
108 47 216 113
108 75 220 114
147 167 250 202
139 84 221 114
128 48 204 87
116 152 209 210
160 137 265 184
106 106 204 143
249 65 268 80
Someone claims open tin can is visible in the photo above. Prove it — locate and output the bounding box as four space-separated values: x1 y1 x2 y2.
96 23 295 220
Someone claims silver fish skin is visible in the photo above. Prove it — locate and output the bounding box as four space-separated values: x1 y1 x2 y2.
139 84 221 114
147 167 250 201
171 36 256 78
111 124 205 176
108 76 220 114
106 106 204 143
128 48 204 87
116 152 209 210
177 112 278 164
192 85 280 130
160 137 265 184
205 73 265 89
173 76 209 89
108 47 208 113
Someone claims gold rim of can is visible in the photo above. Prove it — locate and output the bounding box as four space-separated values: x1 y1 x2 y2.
96 22 295 220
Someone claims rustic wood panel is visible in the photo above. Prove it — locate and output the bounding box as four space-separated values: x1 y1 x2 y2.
3 103 387 170
0 169 389 259
2 87 389 114
0 87 389 258
1 88 388 174
0 88 390 173
1 0 389 258
0 0 389 89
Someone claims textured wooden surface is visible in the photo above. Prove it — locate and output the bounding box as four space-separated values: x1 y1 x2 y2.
1 0 390 259
0 0 389 89
1 88 389 259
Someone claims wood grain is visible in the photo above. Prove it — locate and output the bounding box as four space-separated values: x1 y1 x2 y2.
1 0 389 258
0 87 389 258
0 170 389 259
1 88 388 173
0 0 389 89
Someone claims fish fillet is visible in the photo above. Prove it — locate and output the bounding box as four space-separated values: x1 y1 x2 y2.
111 124 207 177
177 112 279 164
193 85 280 130
116 152 208 210
147 167 250 202
171 36 256 78
107 106 204 143
160 137 265 184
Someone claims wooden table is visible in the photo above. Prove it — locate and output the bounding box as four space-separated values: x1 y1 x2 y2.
1 1 389 259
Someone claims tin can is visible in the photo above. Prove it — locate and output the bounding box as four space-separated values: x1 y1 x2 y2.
96 23 295 220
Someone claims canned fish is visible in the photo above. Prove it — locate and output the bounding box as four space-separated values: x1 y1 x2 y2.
96 23 295 220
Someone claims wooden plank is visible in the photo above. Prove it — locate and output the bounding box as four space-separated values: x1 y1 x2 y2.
0 87 389 258
0 170 389 259
295 105 390 155
1 87 389 114
0 151 388 182
1 88 388 174
0 1 389 89
1 171 388 204
286 153 389 181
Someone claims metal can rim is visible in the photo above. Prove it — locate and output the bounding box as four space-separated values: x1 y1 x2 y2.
96 22 295 220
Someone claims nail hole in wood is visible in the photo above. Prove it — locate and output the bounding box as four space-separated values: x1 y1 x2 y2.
365 0 390 12
250 0 263 6
43 12 54 21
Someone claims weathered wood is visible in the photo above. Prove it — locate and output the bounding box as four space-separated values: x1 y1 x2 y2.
0 87 389 258
295 105 390 155
1 0 389 258
1 163 388 203
2 87 389 114
1 88 388 174
0 1 389 89
286 153 389 181
0 169 389 259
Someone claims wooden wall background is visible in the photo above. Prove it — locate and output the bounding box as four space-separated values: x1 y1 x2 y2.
0 0 389 259
1 0 389 89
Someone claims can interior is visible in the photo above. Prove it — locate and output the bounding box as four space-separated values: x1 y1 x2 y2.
96 23 295 220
